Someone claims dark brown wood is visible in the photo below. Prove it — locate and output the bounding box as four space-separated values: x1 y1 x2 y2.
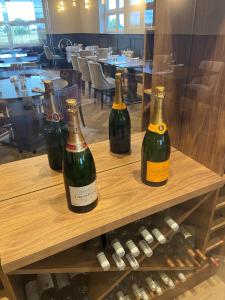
150 0 225 175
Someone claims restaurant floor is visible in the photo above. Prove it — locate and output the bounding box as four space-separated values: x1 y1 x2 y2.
0 90 142 165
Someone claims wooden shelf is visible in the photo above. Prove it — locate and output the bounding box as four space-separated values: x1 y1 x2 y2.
216 196 225 210
0 134 223 274
12 195 207 276
210 217 225 232
206 236 224 253
87 193 211 300
0 132 146 202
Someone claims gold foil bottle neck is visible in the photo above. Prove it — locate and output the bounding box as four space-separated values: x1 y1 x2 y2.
114 74 123 104
154 86 165 99
66 98 78 112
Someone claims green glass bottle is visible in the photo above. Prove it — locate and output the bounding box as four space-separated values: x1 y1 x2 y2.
109 73 131 154
141 86 170 186
43 80 65 171
63 99 98 213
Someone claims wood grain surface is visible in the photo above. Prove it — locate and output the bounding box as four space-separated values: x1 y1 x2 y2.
0 132 146 202
0 149 224 274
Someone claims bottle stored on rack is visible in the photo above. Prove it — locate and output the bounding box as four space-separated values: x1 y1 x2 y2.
164 216 179 232
43 80 65 171
24 275 40 300
69 273 89 300
97 251 111 271
55 273 73 300
141 86 170 186
109 73 131 154
37 274 57 300
63 99 98 213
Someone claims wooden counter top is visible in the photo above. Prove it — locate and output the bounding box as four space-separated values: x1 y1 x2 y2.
0 133 224 273
0 132 145 202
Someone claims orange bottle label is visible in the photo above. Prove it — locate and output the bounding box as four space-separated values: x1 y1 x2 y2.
148 123 167 134
112 102 127 110
146 160 170 182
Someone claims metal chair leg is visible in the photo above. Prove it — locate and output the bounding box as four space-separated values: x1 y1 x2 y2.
79 106 85 127
101 91 104 110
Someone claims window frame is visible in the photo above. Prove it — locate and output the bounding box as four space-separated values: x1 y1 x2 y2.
0 0 46 49
105 0 124 33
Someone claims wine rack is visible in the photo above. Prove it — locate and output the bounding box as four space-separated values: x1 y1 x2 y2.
0 132 224 300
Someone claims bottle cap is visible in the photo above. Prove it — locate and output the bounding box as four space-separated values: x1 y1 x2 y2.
164 216 179 232
138 240 153 257
112 253 126 271
177 272 186 282
140 288 150 300
139 226 154 244
145 277 157 292
116 291 125 300
152 228 167 244
125 253 139 270
126 240 140 257
154 86 165 98
66 98 78 111
111 239 125 257
96 252 110 271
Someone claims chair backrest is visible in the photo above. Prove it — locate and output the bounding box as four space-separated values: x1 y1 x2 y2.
88 61 111 90
71 54 80 71
77 57 91 82
85 45 99 51
44 46 54 60
97 48 109 59
57 69 82 121
80 50 94 57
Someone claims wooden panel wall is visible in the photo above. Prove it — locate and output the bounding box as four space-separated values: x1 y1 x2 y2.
150 0 225 175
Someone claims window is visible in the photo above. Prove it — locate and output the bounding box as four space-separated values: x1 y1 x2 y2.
130 0 141 5
129 11 140 26
0 0 46 48
105 0 124 32
145 9 153 27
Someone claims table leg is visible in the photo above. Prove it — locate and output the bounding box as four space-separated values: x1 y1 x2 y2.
125 68 142 104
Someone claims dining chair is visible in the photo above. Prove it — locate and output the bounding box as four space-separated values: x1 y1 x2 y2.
59 69 85 126
43 45 63 69
97 48 109 59
88 61 115 109
80 50 94 57
85 45 99 52
71 54 80 72
77 57 92 97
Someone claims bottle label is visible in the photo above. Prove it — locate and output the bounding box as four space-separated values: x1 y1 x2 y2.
46 112 62 122
112 102 127 110
148 122 167 134
37 274 54 294
25 281 39 300
69 181 97 206
66 142 88 153
146 160 169 182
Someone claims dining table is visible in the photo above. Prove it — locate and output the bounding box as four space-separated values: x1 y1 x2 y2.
97 56 147 104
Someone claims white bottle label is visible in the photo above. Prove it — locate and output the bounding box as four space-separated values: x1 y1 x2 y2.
55 273 70 289
37 274 54 295
69 181 97 206
25 281 40 300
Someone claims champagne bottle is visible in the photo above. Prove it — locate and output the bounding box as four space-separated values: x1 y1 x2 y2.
55 273 73 300
43 80 65 171
109 73 131 154
24 275 40 300
63 99 98 213
97 252 111 271
69 273 88 300
37 274 57 300
141 86 170 186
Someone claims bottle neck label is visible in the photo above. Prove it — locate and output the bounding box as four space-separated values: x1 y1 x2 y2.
112 102 127 110
46 112 63 122
148 122 167 134
69 181 97 207
66 141 88 153
146 160 169 182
